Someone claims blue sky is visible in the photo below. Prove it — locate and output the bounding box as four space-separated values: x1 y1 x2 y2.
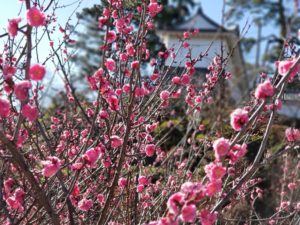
0 0 284 67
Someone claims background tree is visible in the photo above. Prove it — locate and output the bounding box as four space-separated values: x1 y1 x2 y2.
226 0 300 67
69 0 196 80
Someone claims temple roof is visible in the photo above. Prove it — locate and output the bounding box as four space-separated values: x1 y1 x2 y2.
159 7 231 33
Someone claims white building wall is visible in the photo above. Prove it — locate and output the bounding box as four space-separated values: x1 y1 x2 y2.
165 38 226 68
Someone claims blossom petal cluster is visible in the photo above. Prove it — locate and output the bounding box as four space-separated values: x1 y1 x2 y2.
254 79 274 100
285 127 300 142
230 108 249 131
41 156 62 177
0 98 11 117
276 59 300 82
7 17 22 37
26 7 46 27
29 64 46 81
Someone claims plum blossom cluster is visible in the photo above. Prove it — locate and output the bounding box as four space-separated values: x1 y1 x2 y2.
276 58 300 82
3 179 25 212
1 0 300 225
1 5 47 124
285 127 300 142
147 182 217 224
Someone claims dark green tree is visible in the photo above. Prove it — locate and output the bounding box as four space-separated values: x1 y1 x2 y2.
156 0 196 28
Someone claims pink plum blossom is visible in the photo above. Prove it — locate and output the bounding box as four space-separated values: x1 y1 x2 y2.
137 184 144 193
97 193 105 204
41 156 62 177
230 108 249 131
105 58 116 71
78 198 93 211
200 209 218 225
254 79 274 100
0 98 10 117
6 197 23 211
148 0 163 17
204 162 226 181
6 187 25 211
287 182 296 190
111 135 123 148
7 17 22 37
213 138 230 161
107 95 119 110
160 90 170 101
118 177 127 189
181 74 190 85
14 81 32 101
183 32 190 39
172 76 181 85
106 30 117 43
83 148 100 166
29 64 46 81
205 180 222 197
26 7 46 27
120 53 128 62
22 104 39 121
131 61 140 69
285 127 300 142
138 176 149 185
99 110 109 119
167 192 184 215
135 87 145 97
14 188 25 204
3 64 17 80
145 144 156 157
181 204 196 223
180 182 204 202
4 178 14 195
229 143 248 164
276 59 300 82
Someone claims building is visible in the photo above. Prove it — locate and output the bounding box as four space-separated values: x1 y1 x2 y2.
156 7 248 103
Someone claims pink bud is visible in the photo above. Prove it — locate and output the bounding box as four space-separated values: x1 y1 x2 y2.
97 194 105 204
183 32 190 39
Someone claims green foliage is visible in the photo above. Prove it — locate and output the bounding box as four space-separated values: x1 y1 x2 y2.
156 0 196 28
